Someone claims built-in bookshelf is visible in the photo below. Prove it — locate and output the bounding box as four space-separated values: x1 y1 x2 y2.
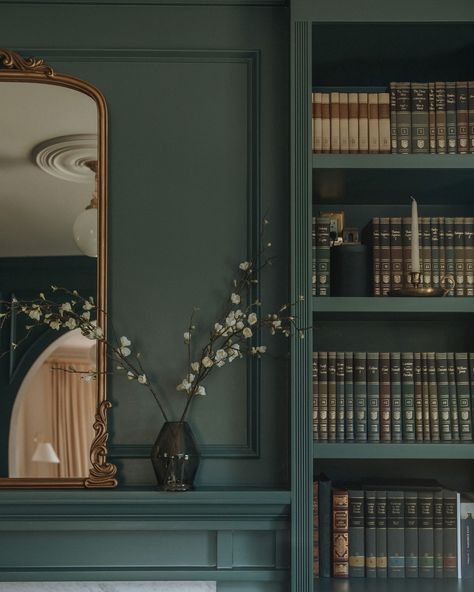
291 6 474 592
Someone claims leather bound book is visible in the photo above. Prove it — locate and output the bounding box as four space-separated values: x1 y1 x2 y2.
378 92 390 153
443 490 459 578
434 490 444 578
414 352 423 441
315 217 331 296
446 82 457 154
456 81 469 154
358 92 369 153
328 351 337 442
389 82 398 153
396 82 411 154
421 352 431 441
447 352 460 441
469 353 474 440
314 481 320 577
445 217 455 296
312 216 316 296
390 352 402 442
405 491 418 577
336 352 345 441
387 491 405 577
401 352 415 442
372 217 381 296
318 351 328 442
332 489 349 578
339 92 349 154
354 352 367 442
365 491 377 578
330 92 340 153
322 93 330 153
421 217 432 289
454 217 465 296
429 82 436 153
427 352 440 442
435 82 447 153
390 217 403 292
379 352 391 442
349 490 365 577
402 217 413 288
313 352 319 440
344 352 355 441
376 491 388 578
367 352 380 442
454 352 472 440
464 217 474 296
411 82 429 153
418 491 435 577
380 217 391 296
313 92 323 153
439 217 446 283
435 352 452 441
468 81 474 153
431 218 440 289
348 92 359 153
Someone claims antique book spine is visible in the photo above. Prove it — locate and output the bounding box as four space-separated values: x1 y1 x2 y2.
332 489 349 578
435 81 447 153
349 490 365 578
405 491 418 577
443 490 459 577
445 217 455 296
348 92 359 153
365 491 377 578
387 491 405 578
431 218 440 288
427 352 441 442
336 352 345 442
354 352 367 442
434 490 444 578
372 217 381 296
318 351 328 442
414 352 424 441
327 351 337 442
401 352 415 442
316 217 331 297
435 352 452 441
447 352 460 441
376 491 388 578
380 217 391 296
312 216 316 297
469 81 474 153
390 217 403 292
322 93 331 153
455 352 472 440
421 352 432 441
396 82 411 153
312 352 319 440
439 217 446 283
461 502 474 578
421 217 432 289
344 352 355 442
314 481 320 577
418 491 435 578
469 353 474 440
330 92 340 153
389 82 398 153
464 217 474 296
368 93 379 153
429 82 437 153
313 92 323 153
358 93 369 153
367 352 380 442
378 92 390 153
457 81 469 154
454 217 466 296
446 81 457 154
390 352 402 442
411 82 429 153
402 217 412 288
379 352 391 442
319 476 332 577
339 92 349 154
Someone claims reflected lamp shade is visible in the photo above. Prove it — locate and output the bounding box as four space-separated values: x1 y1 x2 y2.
73 207 97 258
32 442 60 464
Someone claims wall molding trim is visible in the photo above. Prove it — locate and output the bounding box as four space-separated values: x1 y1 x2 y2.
0 0 286 6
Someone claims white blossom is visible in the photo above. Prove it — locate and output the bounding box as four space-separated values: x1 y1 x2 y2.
49 319 61 330
225 311 236 327
243 327 253 339
216 360 226 367
81 311 91 321
138 374 147 384
202 356 213 368
236 321 244 330
177 377 192 392
196 385 206 396
248 312 258 325
191 361 200 372
239 261 251 271
119 336 131 357
231 293 241 304
83 300 94 311
215 349 227 362
59 302 72 315
214 323 223 334
251 345 267 355
28 309 41 321
83 372 96 383
184 331 191 344
65 318 77 330
127 371 134 380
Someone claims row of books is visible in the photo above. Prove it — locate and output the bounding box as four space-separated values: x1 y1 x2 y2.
390 81 474 154
312 352 474 443
370 216 474 296
312 91 390 154
313 478 473 579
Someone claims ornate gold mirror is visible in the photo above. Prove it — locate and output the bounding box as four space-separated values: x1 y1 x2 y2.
0 49 116 488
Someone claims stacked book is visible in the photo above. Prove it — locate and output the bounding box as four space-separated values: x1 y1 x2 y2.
390 81 474 154
370 216 474 296
313 479 467 579
312 351 474 443
312 216 331 296
312 91 390 154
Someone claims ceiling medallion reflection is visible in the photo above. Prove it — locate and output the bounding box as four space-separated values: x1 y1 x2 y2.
33 134 98 183
0 48 54 77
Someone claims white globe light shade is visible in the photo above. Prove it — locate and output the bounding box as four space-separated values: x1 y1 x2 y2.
73 208 98 258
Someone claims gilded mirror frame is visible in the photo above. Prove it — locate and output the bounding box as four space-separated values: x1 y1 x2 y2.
0 49 117 488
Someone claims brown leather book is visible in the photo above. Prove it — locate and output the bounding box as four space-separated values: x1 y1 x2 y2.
339 92 349 153
435 82 447 153
429 82 436 153
330 92 340 153
348 92 359 152
358 93 369 153
322 93 330 153
378 92 390 153
333 489 349 578
313 92 322 153
456 81 468 154
368 93 379 153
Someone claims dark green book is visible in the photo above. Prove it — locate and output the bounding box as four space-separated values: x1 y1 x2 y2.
380 217 391 296
446 81 457 154
418 491 434 578
401 352 415 442
380 352 391 442
390 82 397 153
429 82 436 153
405 491 418 577
327 351 337 442
435 352 452 441
344 352 354 442
434 491 444 578
421 217 432 289
427 352 440 442
390 352 402 442
390 217 403 292
317 474 332 577
431 218 440 288
439 217 446 282
414 352 423 441
387 491 405 578
435 81 447 153
365 490 377 578
443 490 459 578
312 352 319 440
354 352 367 441
318 351 328 442
454 217 465 296
336 352 345 442
367 352 380 442
411 82 429 153
457 81 469 154
421 352 431 441
315 217 331 296
376 491 388 578
396 82 411 154
349 490 365 578
372 217 381 296
445 217 455 296
402 217 412 289
465 217 474 296
447 352 460 441
455 352 472 440
312 217 317 296
469 81 474 153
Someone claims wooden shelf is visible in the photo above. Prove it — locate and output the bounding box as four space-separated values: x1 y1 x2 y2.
313 297 474 315
314 578 467 592
313 154 474 170
313 442 474 460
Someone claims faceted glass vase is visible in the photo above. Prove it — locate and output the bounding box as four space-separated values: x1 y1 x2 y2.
150 421 200 491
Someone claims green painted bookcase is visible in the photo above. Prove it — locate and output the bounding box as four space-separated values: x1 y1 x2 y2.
290 2 474 591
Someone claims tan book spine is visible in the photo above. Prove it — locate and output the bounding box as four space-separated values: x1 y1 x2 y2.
330 92 340 153
378 92 391 153
339 93 349 153
333 489 349 578
322 93 330 154
348 92 359 153
358 93 369 153
313 92 323 153
368 93 379 153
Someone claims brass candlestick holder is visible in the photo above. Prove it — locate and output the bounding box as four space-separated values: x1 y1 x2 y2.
389 272 455 297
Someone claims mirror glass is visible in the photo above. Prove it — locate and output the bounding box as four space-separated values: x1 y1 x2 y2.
0 81 99 479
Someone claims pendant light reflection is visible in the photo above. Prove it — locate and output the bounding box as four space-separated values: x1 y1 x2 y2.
32 441 60 464
73 160 98 258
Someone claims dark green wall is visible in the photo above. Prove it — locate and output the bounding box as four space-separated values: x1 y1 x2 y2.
0 1 289 487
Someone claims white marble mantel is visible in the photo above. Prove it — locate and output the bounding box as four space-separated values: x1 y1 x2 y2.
0 584 216 592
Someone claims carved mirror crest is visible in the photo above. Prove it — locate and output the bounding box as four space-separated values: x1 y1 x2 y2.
0 49 116 488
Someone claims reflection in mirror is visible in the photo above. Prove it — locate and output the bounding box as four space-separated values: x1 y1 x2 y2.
0 81 99 480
